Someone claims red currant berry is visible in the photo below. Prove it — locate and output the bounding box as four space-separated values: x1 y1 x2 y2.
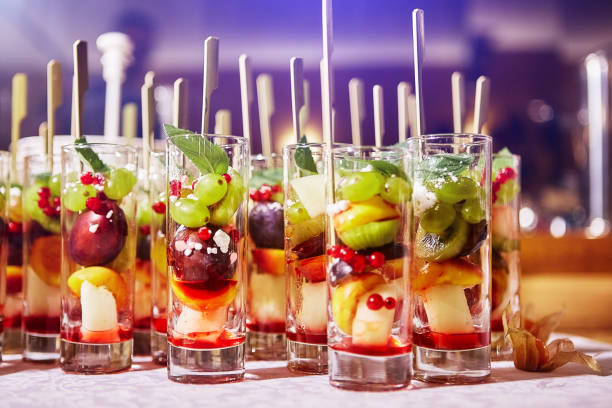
53 196 61 207
384 297 396 309
368 251 385 268
192 180 198 190
327 245 342 258
54 206 61 216
504 167 515 179
229 229 240 243
37 198 49 209
37 187 51 199
366 294 384 311
86 197 102 212
93 175 105 185
260 189 272 201
351 254 366 273
197 227 212 241
80 172 94 185
139 225 151 235
169 180 182 196
8 221 21 234
43 206 55 216
222 173 232 183
339 247 355 262
152 201 166 214
249 190 262 201
271 184 281 193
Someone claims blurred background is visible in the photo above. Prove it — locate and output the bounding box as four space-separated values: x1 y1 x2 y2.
1 0 611 336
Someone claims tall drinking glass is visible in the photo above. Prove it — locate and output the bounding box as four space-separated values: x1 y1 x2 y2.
284 143 328 374
166 134 248 383
149 151 167 365
247 154 286 360
60 143 138 373
411 134 492 383
491 151 521 359
22 154 62 361
327 145 413 390
0 151 9 360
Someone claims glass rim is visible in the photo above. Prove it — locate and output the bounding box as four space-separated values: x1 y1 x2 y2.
62 142 138 154
283 141 327 151
332 145 408 160
415 133 492 146
166 133 248 147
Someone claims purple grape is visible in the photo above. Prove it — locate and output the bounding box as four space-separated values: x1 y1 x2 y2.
329 260 353 286
248 201 284 249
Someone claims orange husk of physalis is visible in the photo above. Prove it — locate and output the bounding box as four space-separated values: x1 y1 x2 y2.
502 308 601 373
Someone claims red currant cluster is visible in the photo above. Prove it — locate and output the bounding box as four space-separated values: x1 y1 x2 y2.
327 244 386 273
366 293 396 311
85 192 109 214
169 180 182 197
139 225 151 235
80 171 104 186
249 183 281 202
493 166 516 203
152 201 166 214
37 187 61 217
8 221 21 234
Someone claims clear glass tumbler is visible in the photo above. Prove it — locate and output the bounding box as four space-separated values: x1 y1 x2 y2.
327 145 413 390
60 143 138 373
22 154 62 361
491 152 521 359
0 151 9 360
246 154 286 360
149 151 167 365
411 134 492 384
166 134 248 383
284 143 328 374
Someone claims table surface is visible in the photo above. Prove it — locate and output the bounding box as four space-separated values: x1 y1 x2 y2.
1 334 610 408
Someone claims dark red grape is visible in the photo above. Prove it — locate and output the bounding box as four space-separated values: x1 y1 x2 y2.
248 201 284 249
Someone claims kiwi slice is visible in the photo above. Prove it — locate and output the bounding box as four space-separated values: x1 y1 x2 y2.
338 219 399 250
287 215 325 248
415 217 469 261
459 220 488 257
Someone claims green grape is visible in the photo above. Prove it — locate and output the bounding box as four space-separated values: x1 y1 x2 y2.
287 202 310 224
193 173 228 206
420 202 456 234
380 176 412 204
428 176 478 204
49 174 61 197
338 171 384 202
496 179 520 205
64 182 97 212
137 197 152 226
104 168 137 200
271 191 284 203
170 197 210 228
461 198 485 224
0 191 4 213
210 169 245 226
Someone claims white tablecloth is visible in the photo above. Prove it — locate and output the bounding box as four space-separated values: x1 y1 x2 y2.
1 334 610 408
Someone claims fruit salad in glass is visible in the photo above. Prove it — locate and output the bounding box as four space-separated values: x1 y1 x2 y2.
247 154 286 360
491 148 521 359
60 142 138 373
0 151 9 360
22 154 62 361
327 145 412 390
149 151 167 365
411 134 492 384
165 127 248 383
284 142 328 374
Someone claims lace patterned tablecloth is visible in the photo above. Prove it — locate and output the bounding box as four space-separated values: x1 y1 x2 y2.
1 334 610 408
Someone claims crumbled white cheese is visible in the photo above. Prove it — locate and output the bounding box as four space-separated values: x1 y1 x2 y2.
213 229 231 254
327 200 349 216
206 247 218 254
194 243 203 251
184 248 193 257
413 180 437 216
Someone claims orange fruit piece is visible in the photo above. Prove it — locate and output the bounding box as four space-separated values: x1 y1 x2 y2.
171 278 237 311
67 266 128 308
30 235 62 287
252 248 285 275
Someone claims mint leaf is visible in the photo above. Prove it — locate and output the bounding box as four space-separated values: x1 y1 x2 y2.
366 160 407 180
493 147 515 174
164 124 229 175
417 153 473 182
249 167 283 189
295 135 318 174
74 137 110 173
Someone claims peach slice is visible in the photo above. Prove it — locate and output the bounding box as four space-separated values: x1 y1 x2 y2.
67 266 128 308
412 259 482 292
252 248 285 275
333 196 400 233
30 235 62 287
295 254 326 283
332 273 386 335
296 280 328 332
170 278 238 312
422 283 475 334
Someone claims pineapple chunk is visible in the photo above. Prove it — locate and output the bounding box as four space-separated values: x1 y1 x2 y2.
422 284 473 334
297 281 327 331
249 272 286 323
175 305 227 335
290 174 326 218
81 280 118 332
352 284 397 346
26 267 60 316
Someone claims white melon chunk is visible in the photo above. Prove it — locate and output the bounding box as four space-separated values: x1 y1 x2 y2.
175 305 227 335
249 272 285 324
26 267 60 316
422 284 474 334
297 281 327 331
290 174 326 218
352 284 396 346
81 280 118 332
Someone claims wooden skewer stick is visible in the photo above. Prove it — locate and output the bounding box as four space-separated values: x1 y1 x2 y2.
239 54 253 140
290 57 305 142
373 85 385 147
72 40 88 140
256 74 274 158
473 75 491 134
451 71 465 133
122 103 138 141
214 109 232 134
201 36 219 134
39 122 48 163
11 73 27 182
46 60 61 170
397 81 411 143
173 78 188 129
301 79 310 135
141 71 155 186
412 9 425 137
407 94 418 138
349 78 365 146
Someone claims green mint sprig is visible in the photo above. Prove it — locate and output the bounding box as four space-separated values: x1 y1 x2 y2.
164 124 229 175
417 153 473 182
74 137 110 173
295 135 318 174
249 167 283 189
